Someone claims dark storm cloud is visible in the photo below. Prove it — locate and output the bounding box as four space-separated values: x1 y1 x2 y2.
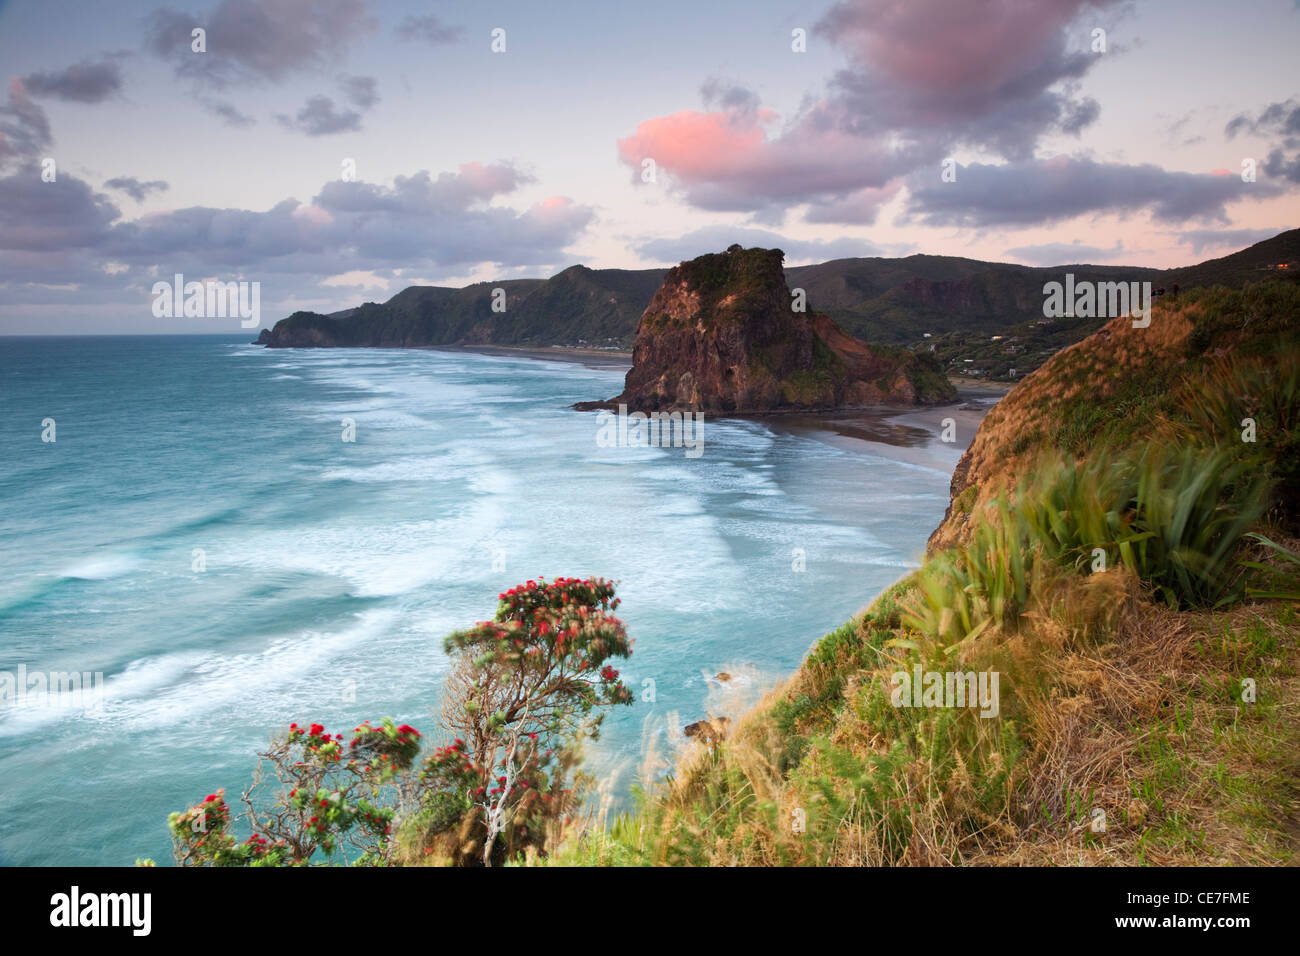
22 59 125 104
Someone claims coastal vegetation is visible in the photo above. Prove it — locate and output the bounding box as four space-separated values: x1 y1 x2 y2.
256 229 1299 384
546 279 1300 867
151 578 633 867
155 276 1298 867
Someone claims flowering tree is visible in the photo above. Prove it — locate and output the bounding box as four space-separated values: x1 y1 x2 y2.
426 576 634 864
168 718 421 866
158 578 634 867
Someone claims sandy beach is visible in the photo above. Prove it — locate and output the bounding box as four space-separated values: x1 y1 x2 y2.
445 344 1008 472
433 343 633 372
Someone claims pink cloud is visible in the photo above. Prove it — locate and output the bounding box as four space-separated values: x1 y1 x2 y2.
617 110 770 182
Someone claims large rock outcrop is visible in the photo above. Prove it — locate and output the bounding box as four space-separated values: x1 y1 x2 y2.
578 246 956 413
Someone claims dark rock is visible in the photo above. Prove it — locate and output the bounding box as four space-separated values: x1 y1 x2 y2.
580 246 956 413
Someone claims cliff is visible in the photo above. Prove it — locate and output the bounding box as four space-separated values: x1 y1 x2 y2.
253 230 1299 382
578 245 956 412
928 273 1300 553
255 268 663 350
558 276 1300 867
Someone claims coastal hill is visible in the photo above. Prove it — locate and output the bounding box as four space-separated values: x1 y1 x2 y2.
558 275 1300 867
577 245 957 412
255 229 1298 380
929 267 1300 553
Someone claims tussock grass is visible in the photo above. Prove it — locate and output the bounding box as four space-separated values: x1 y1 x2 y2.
543 284 1300 868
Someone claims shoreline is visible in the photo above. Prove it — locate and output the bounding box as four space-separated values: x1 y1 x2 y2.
440 342 1006 468
431 343 633 371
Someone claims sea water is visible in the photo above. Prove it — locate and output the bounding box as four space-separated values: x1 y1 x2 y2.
0 335 966 865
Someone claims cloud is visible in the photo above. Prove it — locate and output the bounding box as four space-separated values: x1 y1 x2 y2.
339 74 378 110
617 0 1124 222
632 226 890 265
815 0 1115 157
1225 97 1300 183
0 78 52 166
902 157 1280 228
277 75 379 136
617 105 917 221
277 95 361 135
1003 238 1126 265
0 167 120 253
1263 148 1300 184
699 78 761 120
1174 227 1288 255
104 177 170 202
203 99 256 127
1225 97 1300 145
395 14 463 45
0 161 594 307
22 59 125 103
146 0 375 89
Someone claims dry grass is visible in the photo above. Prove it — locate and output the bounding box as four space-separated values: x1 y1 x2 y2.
552 564 1299 867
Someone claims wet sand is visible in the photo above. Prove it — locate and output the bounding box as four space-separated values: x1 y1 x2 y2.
758 389 1003 473
434 343 633 372
447 345 1006 469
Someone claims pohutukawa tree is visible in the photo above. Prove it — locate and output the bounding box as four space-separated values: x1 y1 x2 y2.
168 718 422 867
158 577 633 867
428 576 634 865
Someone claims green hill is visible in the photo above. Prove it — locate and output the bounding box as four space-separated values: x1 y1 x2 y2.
257 230 1300 381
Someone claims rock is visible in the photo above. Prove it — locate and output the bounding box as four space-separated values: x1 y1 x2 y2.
715 672 732 682
579 245 956 413
683 717 731 745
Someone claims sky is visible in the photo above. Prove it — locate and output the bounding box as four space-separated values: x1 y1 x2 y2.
0 0 1297 333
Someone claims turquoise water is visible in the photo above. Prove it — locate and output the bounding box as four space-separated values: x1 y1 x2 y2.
0 335 961 865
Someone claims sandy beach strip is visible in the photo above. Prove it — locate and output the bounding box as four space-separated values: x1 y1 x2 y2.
440 344 1007 470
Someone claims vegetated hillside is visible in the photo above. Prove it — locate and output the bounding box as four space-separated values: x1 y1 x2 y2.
256 268 664 349
579 245 956 412
554 279 1300 867
497 265 667 346
256 230 1298 378
930 271 1300 553
924 228 1300 382
786 256 1160 344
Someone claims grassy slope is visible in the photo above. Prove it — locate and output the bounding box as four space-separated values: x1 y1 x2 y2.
264 230 1298 362
551 279 1300 867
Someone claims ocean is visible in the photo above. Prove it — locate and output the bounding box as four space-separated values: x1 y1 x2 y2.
0 334 966 865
